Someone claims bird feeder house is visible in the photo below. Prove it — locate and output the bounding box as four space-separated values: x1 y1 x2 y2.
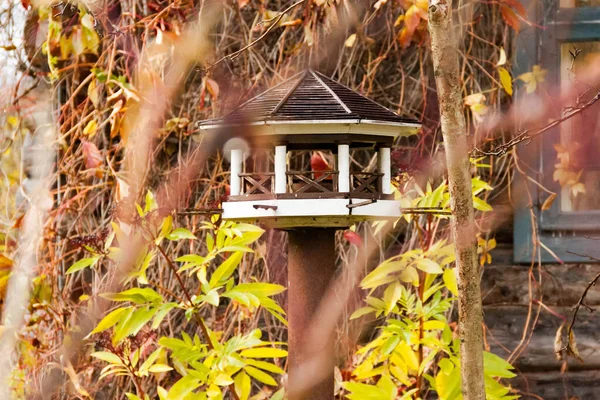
200 70 420 228
199 70 420 400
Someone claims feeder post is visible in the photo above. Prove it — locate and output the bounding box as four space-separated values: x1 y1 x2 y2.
287 228 336 400
379 147 391 195
275 144 287 194
230 149 243 196
338 143 350 193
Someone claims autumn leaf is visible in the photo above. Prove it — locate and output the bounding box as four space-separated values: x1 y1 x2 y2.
500 5 520 32
498 67 513 96
497 47 507 66
82 141 103 176
541 193 557 210
571 182 586 197
83 120 98 137
518 65 547 94
205 78 220 99
344 34 357 48
464 93 488 122
0 255 13 270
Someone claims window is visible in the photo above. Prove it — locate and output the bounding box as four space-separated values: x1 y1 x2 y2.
514 0 600 262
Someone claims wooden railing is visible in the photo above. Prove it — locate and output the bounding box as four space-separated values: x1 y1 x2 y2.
232 171 384 199
350 172 382 196
287 171 339 193
240 172 275 195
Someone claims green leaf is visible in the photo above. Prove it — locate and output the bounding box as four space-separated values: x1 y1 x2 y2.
102 288 163 304
214 373 234 386
244 366 277 386
361 260 405 289
209 252 243 288
381 335 400 355
151 302 177 329
167 228 196 241
473 196 493 212
148 364 173 373
483 351 516 378
91 351 122 365
415 258 443 274
350 306 375 320
175 254 205 264
167 375 202 400
89 307 129 336
113 307 157 343
233 282 286 297
244 359 285 374
443 268 459 296
66 256 100 274
204 289 220 307
241 347 288 359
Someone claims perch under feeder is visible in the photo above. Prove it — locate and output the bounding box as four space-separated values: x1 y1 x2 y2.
199 70 420 400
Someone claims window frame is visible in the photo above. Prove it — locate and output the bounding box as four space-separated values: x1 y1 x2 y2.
513 0 600 263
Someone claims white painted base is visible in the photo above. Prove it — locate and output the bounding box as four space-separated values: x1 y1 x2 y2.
222 198 401 228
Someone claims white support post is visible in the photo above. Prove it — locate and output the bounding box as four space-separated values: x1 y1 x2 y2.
379 147 391 195
275 145 287 194
338 144 350 193
230 149 243 196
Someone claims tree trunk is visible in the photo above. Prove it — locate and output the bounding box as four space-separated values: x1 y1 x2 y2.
427 2 486 399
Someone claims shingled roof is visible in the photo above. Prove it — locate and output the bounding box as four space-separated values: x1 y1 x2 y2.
200 70 419 127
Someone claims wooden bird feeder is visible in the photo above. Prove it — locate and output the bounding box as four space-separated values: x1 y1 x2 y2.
199 69 420 399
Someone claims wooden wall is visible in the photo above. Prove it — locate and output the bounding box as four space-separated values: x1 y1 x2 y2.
483 247 600 399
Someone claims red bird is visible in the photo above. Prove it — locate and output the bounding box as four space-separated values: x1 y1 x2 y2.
310 152 330 179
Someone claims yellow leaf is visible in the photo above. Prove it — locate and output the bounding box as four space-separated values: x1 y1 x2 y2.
83 119 98 137
344 34 357 48
443 268 458 296
518 65 547 93
571 182 586 197
498 66 513 96
88 78 100 108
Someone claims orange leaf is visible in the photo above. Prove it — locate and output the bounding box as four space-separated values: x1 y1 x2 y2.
501 6 520 32
205 78 220 99
404 6 422 34
280 19 303 27
502 0 527 17
0 255 13 270
398 28 413 49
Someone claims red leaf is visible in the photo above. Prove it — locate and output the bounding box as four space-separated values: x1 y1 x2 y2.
343 230 363 246
82 141 103 176
21 0 31 9
501 5 520 32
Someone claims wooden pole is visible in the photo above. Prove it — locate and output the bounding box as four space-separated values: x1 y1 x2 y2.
287 228 336 400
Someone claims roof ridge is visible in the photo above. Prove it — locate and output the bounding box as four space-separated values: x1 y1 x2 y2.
312 70 403 117
270 70 309 116
223 70 305 118
309 69 352 114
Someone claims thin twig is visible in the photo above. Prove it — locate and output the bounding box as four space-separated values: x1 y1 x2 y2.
473 89 600 157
